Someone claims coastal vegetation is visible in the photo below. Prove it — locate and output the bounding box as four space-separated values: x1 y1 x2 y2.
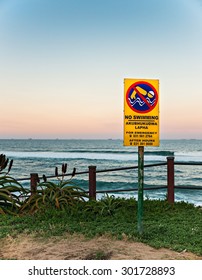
0 196 201 256
0 157 88 215
0 155 201 257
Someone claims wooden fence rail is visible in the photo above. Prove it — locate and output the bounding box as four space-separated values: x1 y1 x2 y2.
27 156 202 204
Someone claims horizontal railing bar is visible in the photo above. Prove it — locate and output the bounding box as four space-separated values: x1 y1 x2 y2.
175 186 202 190
96 162 167 173
16 170 89 182
144 162 167 167
43 170 89 180
175 162 202 166
96 166 138 173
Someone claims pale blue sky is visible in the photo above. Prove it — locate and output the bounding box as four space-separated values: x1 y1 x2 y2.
0 0 202 139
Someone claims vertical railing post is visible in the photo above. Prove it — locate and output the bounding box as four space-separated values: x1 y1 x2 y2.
30 173 39 196
167 157 175 204
88 166 96 200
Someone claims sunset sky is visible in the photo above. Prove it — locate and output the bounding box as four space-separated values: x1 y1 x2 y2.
0 0 202 139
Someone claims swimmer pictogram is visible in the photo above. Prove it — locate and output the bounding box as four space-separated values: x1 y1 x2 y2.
126 81 158 114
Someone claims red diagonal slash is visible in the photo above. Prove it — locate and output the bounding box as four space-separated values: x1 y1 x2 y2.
133 86 152 108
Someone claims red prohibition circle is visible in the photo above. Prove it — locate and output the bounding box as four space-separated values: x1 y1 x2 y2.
126 81 158 114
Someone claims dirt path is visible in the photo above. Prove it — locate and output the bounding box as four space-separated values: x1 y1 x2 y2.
0 234 201 260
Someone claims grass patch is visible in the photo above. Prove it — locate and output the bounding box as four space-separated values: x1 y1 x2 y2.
0 198 201 256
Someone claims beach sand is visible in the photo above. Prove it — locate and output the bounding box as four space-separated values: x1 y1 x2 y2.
0 233 201 260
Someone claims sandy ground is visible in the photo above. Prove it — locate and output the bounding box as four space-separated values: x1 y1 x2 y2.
0 233 201 260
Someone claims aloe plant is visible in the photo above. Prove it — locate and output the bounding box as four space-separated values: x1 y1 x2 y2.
84 194 121 217
0 154 13 175
0 179 25 215
0 154 27 215
21 164 88 213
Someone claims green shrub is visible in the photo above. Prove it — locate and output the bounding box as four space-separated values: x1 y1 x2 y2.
84 194 122 217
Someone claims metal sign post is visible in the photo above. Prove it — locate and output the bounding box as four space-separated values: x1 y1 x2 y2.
123 78 159 235
137 146 144 234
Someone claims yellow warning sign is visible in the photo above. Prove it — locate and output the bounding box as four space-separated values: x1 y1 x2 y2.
124 79 159 146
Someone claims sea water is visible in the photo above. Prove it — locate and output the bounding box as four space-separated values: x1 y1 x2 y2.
0 139 201 206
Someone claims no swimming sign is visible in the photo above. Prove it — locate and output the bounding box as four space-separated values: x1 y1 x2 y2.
124 78 159 146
